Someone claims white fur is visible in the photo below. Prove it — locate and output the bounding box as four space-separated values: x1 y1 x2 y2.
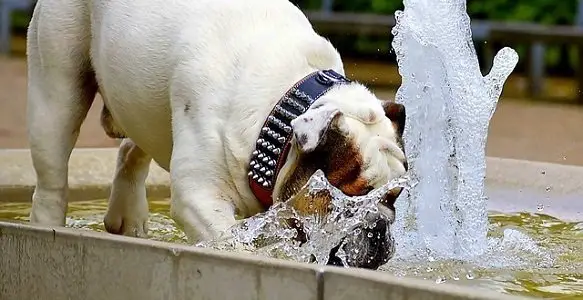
26 0 405 243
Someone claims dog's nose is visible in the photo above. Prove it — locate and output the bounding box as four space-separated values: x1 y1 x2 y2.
364 212 390 234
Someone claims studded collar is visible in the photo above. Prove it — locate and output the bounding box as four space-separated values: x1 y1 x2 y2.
248 69 352 209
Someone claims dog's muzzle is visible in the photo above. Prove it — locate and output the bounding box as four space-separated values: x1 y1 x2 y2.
327 211 394 270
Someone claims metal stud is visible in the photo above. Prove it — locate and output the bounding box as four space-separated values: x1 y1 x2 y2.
257 138 264 145
258 153 265 159
275 118 285 127
254 164 261 170
262 156 269 163
268 160 276 167
268 115 284 129
275 105 298 120
261 127 269 133
273 149 281 155
248 171 254 176
266 129 282 141
266 170 273 177
259 167 266 173
293 89 313 104
261 141 269 148
252 174 259 180
267 145 275 151
262 181 270 188
284 97 306 113
277 137 286 143
271 131 281 140
257 177 265 184
250 160 257 166
252 150 259 156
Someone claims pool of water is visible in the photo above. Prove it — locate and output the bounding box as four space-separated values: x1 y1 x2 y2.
1 199 582 299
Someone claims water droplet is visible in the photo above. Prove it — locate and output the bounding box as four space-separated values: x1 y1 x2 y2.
540 170 546 175
452 276 460 281
435 277 446 284
466 271 475 280
426 267 433 272
545 186 552 192
537 204 544 211
367 232 374 238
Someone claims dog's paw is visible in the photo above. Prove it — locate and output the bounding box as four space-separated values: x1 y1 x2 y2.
103 211 148 238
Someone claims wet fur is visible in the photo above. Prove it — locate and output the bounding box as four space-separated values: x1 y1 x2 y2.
280 101 406 269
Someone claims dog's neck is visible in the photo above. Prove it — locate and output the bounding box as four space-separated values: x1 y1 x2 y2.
247 69 351 208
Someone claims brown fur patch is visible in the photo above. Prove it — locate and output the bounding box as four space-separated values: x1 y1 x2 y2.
281 128 370 217
382 101 406 137
288 189 332 218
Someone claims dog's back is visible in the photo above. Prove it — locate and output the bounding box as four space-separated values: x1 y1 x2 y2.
27 0 346 225
28 0 342 168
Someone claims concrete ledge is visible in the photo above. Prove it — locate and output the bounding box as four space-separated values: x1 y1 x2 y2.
0 221 531 300
2 148 582 202
0 148 170 202
485 156 583 195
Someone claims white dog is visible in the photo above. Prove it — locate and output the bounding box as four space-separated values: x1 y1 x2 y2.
26 0 408 269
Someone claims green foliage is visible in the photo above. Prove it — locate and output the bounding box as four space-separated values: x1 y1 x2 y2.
467 0 577 25
11 0 582 74
296 0 578 24
294 0 580 74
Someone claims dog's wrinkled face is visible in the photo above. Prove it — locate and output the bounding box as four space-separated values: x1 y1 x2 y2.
278 86 408 270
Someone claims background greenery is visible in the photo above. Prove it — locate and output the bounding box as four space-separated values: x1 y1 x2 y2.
11 0 582 75
289 0 581 75
297 0 578 25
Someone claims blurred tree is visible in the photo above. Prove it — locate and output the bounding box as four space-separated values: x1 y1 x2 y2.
290 0 579 75
293 0 578 25
10 0 582 75
468 0 576 25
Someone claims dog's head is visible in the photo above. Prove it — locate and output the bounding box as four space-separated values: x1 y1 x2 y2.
275 83 408 270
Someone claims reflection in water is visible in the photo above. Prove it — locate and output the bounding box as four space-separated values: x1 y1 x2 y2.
1 200 582 299
0 199 188 244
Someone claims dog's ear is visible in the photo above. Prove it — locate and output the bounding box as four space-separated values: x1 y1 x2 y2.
291 101 342 153
382 101 406 136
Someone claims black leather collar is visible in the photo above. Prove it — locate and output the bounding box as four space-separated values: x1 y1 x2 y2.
248 69 352 208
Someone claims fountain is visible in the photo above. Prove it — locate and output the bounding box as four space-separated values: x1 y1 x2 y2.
220 0 527 271
1 0 583 298
389 0 518 260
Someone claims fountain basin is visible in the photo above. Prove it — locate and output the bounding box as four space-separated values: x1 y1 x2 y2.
0 220 528 300
1 148 581 299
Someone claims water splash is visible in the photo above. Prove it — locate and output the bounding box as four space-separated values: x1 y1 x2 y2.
197 170 410 266
199 0 548 276
390 0 519 261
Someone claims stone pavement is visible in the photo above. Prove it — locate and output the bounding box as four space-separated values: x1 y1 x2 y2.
2 56 583 166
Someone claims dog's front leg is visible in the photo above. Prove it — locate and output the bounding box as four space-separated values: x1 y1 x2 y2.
167 122 238 242
167 63 241 243
169 159 238 243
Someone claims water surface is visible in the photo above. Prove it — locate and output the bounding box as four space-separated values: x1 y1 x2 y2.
1 199 581 299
